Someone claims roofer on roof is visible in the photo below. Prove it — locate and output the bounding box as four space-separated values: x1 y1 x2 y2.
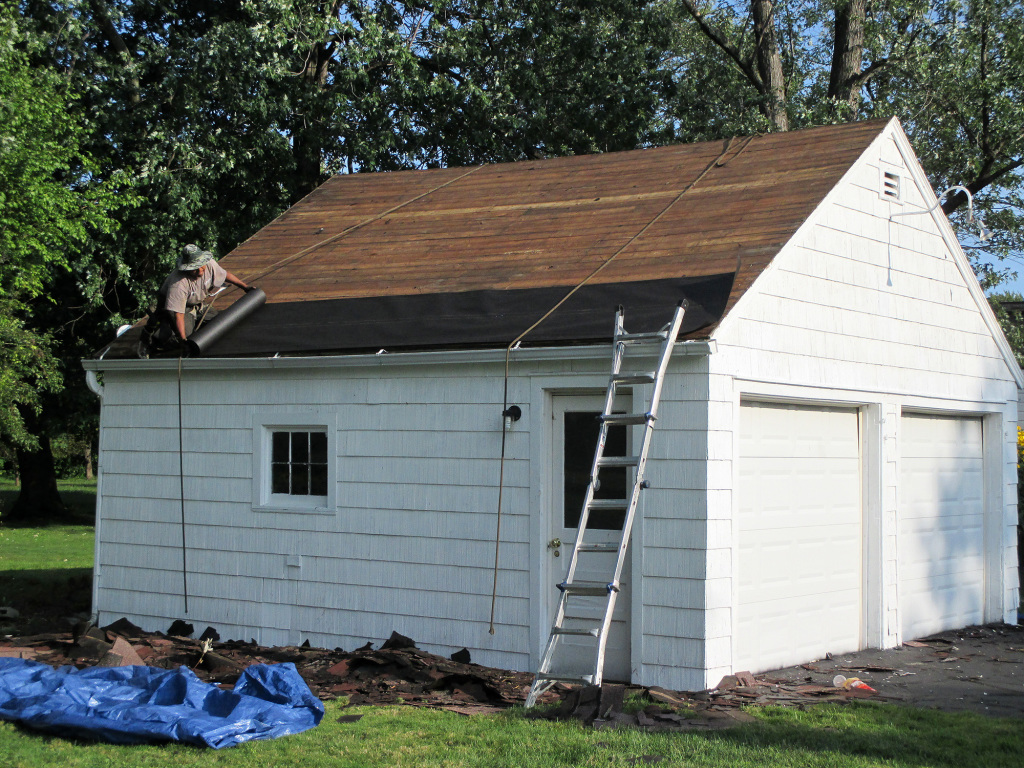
138 244 253 357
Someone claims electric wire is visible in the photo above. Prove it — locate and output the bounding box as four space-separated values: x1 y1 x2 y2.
177 352 189 615
487 134 758 634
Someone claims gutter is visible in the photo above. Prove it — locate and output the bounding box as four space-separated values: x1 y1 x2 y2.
85 370 104 399
81 339 717 374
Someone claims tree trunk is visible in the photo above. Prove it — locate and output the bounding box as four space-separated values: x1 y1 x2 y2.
289 41 335 204
751 0 789 131
828 0 866 113
85 443 94 481
7 435 66 523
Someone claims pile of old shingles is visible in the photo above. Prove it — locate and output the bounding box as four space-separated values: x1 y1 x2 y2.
1 619 543 715
1 619 876 726
535 669 880 732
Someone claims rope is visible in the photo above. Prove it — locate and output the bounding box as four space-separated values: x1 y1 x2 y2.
486 134 758 634
177 352 189 615
244 164 486 285
196 164 486 321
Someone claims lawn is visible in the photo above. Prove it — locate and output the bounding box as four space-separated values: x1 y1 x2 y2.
1 483 1022 767
0 479 96 631
0 698 1021 768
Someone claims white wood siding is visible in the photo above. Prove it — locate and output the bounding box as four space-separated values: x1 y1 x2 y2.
636 356 715 691
95 361 535 668
711 124 1019 673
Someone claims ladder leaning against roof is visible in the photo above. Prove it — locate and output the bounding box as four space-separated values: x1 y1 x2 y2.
525 302 687 708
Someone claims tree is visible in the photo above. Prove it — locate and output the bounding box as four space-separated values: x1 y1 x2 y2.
870 0 1024 274
668 0 1023 279
10 0 1020 522
0 3 124 521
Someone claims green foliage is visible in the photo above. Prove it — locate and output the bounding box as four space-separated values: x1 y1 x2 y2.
417 1 680 163
0 302 59 450
987 292 1024 367
0 4 123 450
870 0 1024 277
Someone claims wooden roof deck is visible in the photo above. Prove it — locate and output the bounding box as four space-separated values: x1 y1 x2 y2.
221 120 889 322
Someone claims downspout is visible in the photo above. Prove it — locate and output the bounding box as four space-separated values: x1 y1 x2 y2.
84 367 104 626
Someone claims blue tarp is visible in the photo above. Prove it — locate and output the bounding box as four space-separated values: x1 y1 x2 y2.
0 658 324 749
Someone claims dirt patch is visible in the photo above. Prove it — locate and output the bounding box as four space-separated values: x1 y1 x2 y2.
2 620 1022 724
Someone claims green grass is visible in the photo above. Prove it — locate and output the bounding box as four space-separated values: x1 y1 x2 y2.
0 700 1020 767
0 480 96 630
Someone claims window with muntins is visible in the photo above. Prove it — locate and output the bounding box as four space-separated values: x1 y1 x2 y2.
271 430 328 496
253 413 336 513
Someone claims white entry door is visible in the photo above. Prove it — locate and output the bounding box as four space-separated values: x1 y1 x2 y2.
737 401 863 673
899 414 985 640
545 394 632 682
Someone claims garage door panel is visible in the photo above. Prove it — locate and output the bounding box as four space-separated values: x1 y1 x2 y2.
739 536 860 601
899 414 985 640
901 555 985 582
737 402 863 673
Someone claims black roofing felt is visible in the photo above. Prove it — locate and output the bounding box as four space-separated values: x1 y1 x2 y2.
100 272 734 360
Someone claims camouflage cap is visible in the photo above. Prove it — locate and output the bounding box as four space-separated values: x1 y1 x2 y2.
177 244 214 271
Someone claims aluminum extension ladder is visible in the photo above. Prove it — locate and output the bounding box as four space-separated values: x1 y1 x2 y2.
525 302 687 707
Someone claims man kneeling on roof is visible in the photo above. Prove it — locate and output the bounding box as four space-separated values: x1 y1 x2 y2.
139 244 253 357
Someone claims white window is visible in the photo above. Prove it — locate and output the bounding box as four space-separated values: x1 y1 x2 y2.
253 413 336 513
271 430 328 497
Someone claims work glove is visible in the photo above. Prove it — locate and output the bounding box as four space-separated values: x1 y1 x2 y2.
243 285 257 293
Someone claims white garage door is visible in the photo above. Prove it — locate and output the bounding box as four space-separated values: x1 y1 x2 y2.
737 402 863 673
899 414 985 640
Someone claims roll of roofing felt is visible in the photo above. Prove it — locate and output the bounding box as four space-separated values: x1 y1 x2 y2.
186 287 267 357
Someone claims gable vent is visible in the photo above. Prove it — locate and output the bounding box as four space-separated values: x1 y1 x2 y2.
881 170 902 201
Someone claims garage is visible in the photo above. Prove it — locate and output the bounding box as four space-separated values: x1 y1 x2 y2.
899 413 986 640
736 401 863 673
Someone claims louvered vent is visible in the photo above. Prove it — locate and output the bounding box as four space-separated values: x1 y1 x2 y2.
882 170 901 201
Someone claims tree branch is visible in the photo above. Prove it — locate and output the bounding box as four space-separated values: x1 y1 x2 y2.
88 0 139 104
678 0 761 90
941 158 1024 215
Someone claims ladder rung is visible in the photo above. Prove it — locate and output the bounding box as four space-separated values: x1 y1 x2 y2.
577 542 620 553
615 331 668 344
528 305 685 709
552 627 600 637
535 673 594 685
558 581 619 596
600 413 654 425
597 455 641 467
611 372 656 385
587 498 628 511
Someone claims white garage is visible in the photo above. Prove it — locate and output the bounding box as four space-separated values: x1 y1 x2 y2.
899 413 986 640
84 118 1021 693
736 401 863 673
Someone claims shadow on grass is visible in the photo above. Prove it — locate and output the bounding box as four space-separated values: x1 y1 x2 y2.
0 484 96 528
705 702 1021 768
0 568 92 633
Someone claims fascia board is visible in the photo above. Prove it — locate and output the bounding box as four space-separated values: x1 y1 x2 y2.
81 340 715 374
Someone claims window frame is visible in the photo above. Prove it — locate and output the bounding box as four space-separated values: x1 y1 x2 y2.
252 412 336 514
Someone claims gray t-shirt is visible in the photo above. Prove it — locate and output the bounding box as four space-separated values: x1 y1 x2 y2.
160 260 228 314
